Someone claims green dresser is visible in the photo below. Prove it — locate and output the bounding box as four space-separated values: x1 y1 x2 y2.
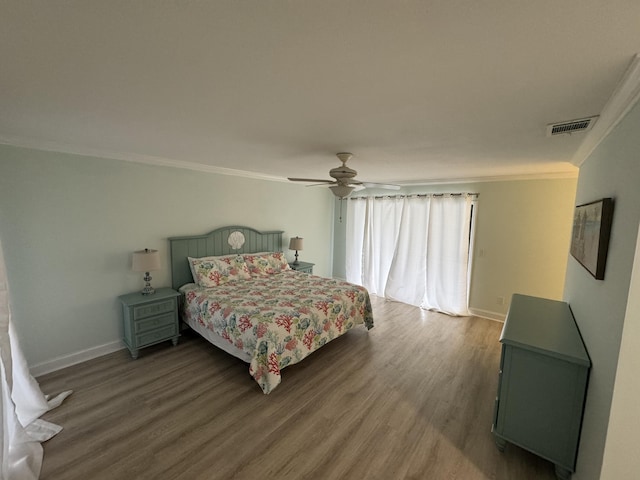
119 287 181 359
492 294 590 480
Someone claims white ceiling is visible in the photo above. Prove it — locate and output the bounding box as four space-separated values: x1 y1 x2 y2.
2 1 640 185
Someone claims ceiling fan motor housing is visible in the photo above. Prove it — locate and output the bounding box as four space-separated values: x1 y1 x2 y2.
329 165 357 180
330 152 357 180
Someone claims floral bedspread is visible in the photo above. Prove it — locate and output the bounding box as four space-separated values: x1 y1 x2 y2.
180 271 374 394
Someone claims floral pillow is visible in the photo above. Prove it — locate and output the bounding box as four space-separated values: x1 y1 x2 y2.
187 255 225 283
243 252 291 276
188 255 251 287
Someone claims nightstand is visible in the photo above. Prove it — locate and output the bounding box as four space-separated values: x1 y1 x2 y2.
118 287 181 359
289 261 314 274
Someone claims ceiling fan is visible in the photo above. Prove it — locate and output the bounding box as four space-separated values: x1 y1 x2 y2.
288 152 401 199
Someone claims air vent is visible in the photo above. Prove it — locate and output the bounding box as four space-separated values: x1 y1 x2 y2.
546 116 598 136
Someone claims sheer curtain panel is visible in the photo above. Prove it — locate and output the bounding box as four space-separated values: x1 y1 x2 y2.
346 194 475 316
1 237 71 479
385 196 430 308
362 197 403 296
421 195 473 316
346 197 403 296
345 198 367 286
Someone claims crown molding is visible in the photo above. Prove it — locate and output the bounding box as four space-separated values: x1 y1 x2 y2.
0 135 287 183
0 136 578 186
396 170 579 187
572 54 640 166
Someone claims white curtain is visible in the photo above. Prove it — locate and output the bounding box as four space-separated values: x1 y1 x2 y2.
422 195 473 315
385 196 430 307
346 197 403 295
346 194 475 316
362 197 404 296
1 238 72 479
345 198 367 286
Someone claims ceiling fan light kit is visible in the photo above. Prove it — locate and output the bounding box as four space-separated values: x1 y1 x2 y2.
288 152 400 199
329 184 355 199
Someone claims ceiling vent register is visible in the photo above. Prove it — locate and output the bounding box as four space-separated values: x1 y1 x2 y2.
546 116 599 136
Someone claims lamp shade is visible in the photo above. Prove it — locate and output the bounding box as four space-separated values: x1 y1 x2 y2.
289 237 303 251
132 248 161 272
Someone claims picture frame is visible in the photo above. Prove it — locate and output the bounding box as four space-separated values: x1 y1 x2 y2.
570 198 614 280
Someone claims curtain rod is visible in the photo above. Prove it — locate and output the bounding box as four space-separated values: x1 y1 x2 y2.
348 193 479 200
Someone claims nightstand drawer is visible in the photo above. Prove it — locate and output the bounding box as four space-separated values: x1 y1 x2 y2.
133 299 175 320
136 325 178 348
134 312 176 334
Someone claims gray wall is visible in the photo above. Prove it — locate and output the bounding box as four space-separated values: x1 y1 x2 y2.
563 100 640 479
333 177 578 319
600 224 640 478
0 144 334 370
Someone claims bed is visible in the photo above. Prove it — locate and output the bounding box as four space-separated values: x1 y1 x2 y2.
169 226 374 394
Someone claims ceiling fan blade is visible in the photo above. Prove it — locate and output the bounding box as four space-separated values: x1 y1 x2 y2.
307 182 338 187
361 182 401 190
289 153 400 193
288 178 335 183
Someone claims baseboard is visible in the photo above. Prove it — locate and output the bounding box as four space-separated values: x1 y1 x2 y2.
469 308 505 322
31 340 126 378
331 286 507 322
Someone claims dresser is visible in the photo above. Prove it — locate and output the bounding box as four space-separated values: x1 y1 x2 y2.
119 287 181 359
289 261 314 274
492 294 590 480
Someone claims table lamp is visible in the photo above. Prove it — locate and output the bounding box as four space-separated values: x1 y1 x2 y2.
289 237 303 265
132 248 161 295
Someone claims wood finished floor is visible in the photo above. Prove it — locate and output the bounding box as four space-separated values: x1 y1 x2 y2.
38 296 556 480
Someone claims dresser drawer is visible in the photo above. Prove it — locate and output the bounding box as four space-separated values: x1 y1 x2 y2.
134 312 176 334
136 325 178 348
133 299 176 320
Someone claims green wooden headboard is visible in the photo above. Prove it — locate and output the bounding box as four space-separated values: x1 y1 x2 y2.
168 225 284 290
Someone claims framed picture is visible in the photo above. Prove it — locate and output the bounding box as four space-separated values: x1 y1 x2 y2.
570 198 614 280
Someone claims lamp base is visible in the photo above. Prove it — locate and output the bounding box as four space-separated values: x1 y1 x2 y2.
141 272 155 295
293 251 299 265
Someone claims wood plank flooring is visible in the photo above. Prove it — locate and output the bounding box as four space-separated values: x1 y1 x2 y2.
38 296 556 479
